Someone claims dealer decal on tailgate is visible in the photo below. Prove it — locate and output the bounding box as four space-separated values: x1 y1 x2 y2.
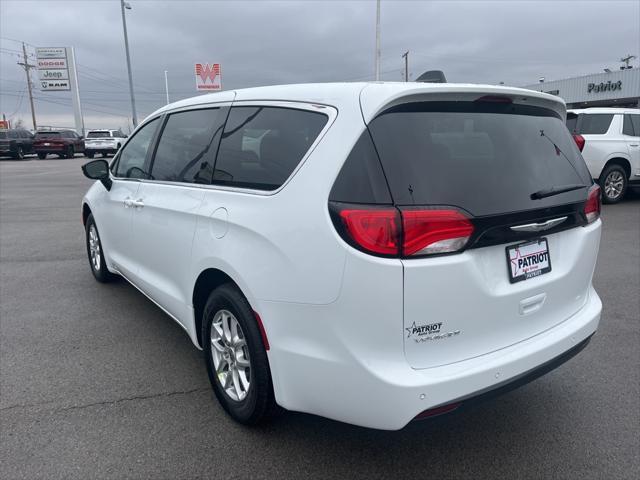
506 238 552 283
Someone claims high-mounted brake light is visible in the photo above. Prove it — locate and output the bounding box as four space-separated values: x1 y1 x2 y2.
332 205 474 258
573 133 585 152
474 95 513 104
584 184 601 224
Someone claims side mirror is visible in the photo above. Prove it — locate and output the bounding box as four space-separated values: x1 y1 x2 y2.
82 159 112 191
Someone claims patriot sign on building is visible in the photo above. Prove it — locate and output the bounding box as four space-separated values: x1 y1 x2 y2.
195 63 222 91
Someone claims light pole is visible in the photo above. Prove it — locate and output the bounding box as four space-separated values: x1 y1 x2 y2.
164 70 170 105
120 0 138 127
375 0 380 81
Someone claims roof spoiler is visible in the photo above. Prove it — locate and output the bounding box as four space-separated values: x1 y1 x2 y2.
415 70 447 83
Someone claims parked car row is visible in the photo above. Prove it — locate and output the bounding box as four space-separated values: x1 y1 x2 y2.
1 128 126 160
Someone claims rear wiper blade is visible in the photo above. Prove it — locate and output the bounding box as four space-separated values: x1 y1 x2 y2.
530 184 587 200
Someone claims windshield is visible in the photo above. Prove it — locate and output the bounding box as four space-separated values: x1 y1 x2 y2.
368 102 592 216
36 132 61 138
87 131 111 138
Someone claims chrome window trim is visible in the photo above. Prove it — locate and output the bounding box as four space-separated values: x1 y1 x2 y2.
112 100 338 196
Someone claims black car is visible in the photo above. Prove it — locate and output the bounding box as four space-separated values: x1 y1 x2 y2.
0 129 35 159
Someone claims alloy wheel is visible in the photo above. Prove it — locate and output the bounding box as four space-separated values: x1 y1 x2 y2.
210 309 251 402
88 224 101 272
604 170 624 200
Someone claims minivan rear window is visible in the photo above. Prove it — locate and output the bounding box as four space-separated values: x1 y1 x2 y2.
214 106 327 191
368 102 592 217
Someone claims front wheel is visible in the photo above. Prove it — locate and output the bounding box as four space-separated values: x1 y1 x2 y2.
599 164 627 204
85 214 117 283
86 152 94 159
203 284 277 425
66 145 75 159
37 152 47 160
13 146 25 160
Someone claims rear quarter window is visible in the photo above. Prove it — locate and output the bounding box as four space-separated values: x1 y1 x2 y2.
214 106 327 191
577 114 614 135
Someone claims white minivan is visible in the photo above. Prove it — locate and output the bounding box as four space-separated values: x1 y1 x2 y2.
81 83 602 430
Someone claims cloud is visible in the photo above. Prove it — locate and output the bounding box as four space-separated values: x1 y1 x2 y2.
1 0 638 130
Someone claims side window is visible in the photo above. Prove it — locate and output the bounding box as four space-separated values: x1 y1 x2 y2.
578 114 614 135
623 115 635 136
632 115 640 137
8 131 18 139
114 117 160 179
150 108 222 184
214 106 327 190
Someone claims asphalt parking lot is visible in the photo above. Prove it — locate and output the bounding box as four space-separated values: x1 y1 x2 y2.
1 155 638 480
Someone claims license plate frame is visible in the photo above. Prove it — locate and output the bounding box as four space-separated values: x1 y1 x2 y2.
505 237 552 284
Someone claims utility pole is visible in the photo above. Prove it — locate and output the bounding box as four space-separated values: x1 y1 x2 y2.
620 54 636 69
375 0 380 81
17 42 37 131
402 51 409 82
120 0 138 127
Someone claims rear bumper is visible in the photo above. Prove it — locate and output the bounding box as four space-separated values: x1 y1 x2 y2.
85 145 118 153
262 286 601 430
34 146 65 153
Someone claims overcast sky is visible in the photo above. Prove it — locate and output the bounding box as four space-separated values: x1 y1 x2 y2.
1 0 638 131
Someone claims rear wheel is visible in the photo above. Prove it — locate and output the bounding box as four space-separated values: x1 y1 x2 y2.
202 284 277 425
599 164 627 204
102 152 108 158
37 152 47 160
86 152 94 159
13 146 24 160
85 214 116 283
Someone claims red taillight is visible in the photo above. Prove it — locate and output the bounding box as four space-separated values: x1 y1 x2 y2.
334 205 474 257
401 209 474 256
584 184 601 224
572 133 585 152
338 208 400 256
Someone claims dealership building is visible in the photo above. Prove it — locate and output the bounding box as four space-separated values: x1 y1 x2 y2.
522 67 639 109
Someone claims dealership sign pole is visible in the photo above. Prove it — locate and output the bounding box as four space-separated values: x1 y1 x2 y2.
36 47 84 135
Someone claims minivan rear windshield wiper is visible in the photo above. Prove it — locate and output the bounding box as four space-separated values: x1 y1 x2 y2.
530 184 587 200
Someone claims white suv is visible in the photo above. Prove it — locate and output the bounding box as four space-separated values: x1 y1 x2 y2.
567 108 640 203
85 129 127 159
81 83 602 430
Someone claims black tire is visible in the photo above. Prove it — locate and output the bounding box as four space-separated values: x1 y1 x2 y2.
599 164 627 204
102 152 108 158
202 284 277 425
85 214 117 283
13 146 25 160
66 145 75 159
37 152 47 160
86 152 94 159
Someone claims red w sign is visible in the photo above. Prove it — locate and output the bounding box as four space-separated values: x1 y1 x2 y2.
195 63 222 91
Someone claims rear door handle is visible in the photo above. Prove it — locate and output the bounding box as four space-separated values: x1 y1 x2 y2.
131 198 144 208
